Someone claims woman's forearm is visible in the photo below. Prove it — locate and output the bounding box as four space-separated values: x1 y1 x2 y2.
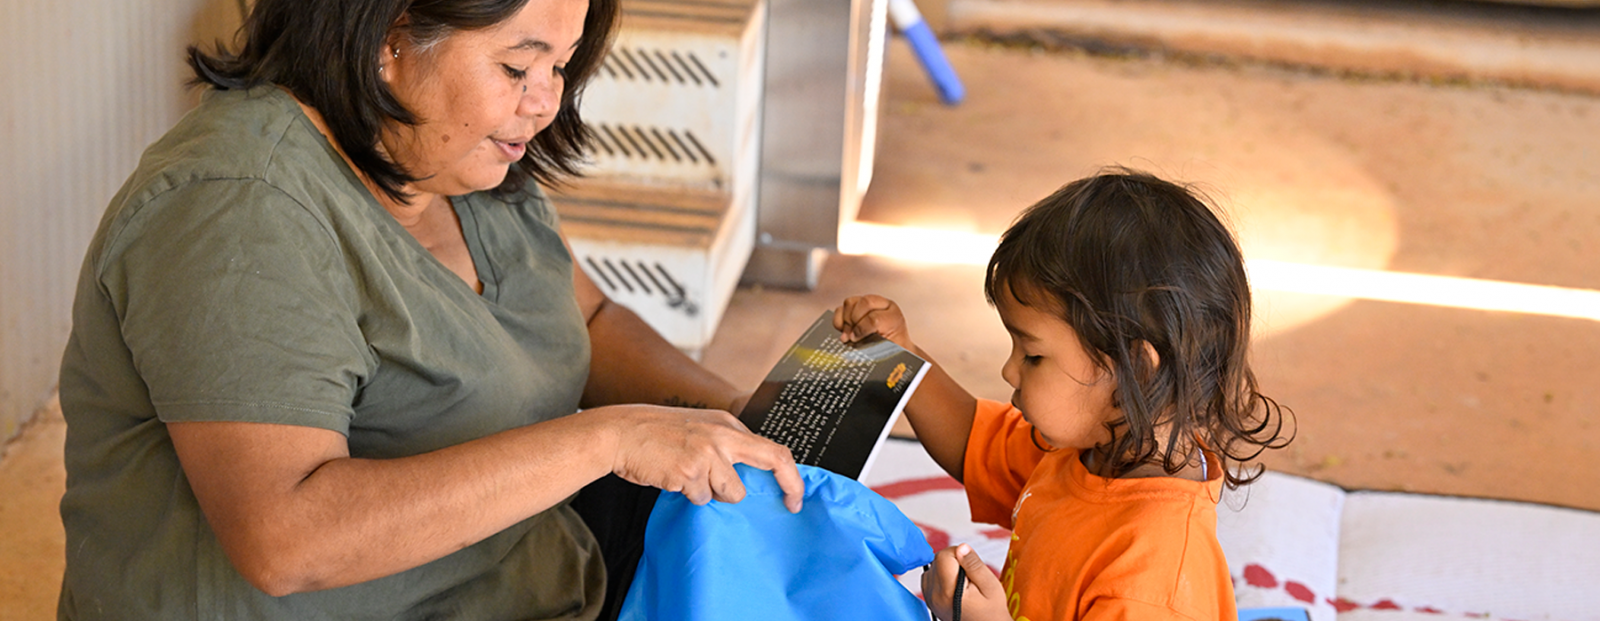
169 409 621 596
173 395 804 598
581 297 743 412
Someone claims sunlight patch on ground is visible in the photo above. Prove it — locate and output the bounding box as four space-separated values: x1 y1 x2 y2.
837 222 1600 323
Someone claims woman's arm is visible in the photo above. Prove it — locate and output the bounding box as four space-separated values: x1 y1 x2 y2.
168 231 806 597
170 402 799 597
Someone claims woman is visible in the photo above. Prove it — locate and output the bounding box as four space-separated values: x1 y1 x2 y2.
55 0 803 619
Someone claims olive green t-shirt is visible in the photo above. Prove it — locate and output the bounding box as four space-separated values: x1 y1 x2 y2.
57 87 603 620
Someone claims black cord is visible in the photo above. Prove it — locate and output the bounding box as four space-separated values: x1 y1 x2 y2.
951 567 967 621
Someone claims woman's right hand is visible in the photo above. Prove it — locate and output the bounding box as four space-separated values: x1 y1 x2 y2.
604 405 805 513
834 294 914 350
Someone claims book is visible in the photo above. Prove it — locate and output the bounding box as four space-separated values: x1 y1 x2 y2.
738 310 930 480
1215 472 1600 621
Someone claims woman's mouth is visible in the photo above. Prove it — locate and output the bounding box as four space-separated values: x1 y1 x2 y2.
493 138 527 161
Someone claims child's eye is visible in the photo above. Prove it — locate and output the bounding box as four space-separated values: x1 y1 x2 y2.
502 64 528 80
1023 355 1043 366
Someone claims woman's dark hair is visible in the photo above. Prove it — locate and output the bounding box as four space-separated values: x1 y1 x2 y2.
187 0 619 202
984 168 1293 488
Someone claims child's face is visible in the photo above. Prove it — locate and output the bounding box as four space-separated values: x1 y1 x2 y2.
995 285 1121 451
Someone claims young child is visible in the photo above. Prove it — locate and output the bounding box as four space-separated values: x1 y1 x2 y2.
835 169 1292 621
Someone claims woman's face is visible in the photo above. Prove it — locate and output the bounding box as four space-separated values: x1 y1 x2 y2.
380 0 589 199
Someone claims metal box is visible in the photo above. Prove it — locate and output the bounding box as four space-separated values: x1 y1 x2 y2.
547 0 766 355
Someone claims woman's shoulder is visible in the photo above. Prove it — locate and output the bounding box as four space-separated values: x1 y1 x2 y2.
138 87 319 182
115 87 356 219
99 87 363 249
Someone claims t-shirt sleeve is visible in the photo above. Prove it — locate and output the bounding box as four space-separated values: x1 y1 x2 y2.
97 178 371 433
962 399 1047 528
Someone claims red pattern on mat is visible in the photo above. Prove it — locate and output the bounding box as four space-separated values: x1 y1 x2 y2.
979 527 1011 540
1237 564 1573 621
914 521 950 551
872 476 964 499
874 476 1006 578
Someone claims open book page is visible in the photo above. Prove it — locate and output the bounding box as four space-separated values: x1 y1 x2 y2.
1217 472 1346 621
1335 492 1600 621
738 310 930 480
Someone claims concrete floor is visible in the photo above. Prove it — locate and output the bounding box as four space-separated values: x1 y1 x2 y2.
4 13 1599 620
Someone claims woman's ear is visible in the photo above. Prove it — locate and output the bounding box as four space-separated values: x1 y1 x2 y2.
379 47 396 82
380 19 410 83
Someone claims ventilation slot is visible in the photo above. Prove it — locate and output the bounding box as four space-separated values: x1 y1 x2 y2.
600 47 720 87
585 256 700 317
592 123 717 166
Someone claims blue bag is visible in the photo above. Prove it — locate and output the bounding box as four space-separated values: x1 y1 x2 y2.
618 464 934 621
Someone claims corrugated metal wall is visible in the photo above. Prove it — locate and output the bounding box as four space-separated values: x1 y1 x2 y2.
0 0 245 445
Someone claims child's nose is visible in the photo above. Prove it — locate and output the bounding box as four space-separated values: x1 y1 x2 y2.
1000 356 1021 389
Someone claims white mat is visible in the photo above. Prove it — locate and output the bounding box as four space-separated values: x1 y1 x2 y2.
866 438 1600 620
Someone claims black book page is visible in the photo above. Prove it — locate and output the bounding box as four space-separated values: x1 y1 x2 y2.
738 310 929 480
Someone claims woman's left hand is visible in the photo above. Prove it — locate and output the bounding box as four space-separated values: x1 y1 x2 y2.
922 544 1011 621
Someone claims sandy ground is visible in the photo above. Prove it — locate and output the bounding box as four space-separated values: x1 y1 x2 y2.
705 40 1600 513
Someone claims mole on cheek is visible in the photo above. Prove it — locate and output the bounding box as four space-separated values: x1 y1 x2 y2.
441 134 451 143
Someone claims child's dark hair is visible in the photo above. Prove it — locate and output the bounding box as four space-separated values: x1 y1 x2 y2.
984 168 1293 488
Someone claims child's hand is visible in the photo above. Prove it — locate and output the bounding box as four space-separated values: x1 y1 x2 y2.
921 544 1010 621
834 295 914 349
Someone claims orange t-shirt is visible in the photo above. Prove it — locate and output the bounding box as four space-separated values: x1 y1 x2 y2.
963 400 1237 621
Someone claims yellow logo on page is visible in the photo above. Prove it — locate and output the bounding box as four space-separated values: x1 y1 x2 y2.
886 363 908 388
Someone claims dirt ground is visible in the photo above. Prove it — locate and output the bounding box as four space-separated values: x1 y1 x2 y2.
705 40 1600 513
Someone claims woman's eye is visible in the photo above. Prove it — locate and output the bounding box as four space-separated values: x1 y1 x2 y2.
554 65 568 80
502 64 528 80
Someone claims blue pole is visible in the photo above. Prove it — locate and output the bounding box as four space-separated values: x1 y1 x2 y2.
888 0 965 105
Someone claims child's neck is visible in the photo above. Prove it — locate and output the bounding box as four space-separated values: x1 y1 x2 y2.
1081 449 1209 482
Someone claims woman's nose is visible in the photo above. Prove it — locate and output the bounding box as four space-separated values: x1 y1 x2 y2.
519 77 561 120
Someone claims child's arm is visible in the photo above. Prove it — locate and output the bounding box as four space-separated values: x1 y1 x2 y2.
834 295 977 482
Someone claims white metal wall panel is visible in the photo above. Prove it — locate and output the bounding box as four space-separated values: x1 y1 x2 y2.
0 0 242 444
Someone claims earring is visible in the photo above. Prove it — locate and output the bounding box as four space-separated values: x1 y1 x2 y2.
392 48 400 59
